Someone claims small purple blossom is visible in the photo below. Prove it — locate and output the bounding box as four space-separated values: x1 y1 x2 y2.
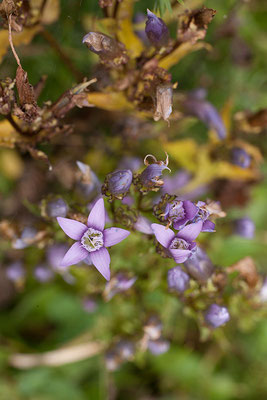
6 261 25 282
46 198 68 218
231 147 251 169
184 247 214 283
46 244 69 271
151 221 203 263
116 340 135 361
167 266 190 293
204 304 230 328
104 273 137 300
12 226 37 249
34 265 54 283
165 199 198 229
57 198 130 280
193 201 216 233
82 297 98 313
148 338 170 355
234 217 255 239
145 9 169 47
183 94 226 140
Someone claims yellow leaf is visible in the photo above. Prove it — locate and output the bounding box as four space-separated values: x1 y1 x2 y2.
117 19 144 59
0 120 21 148
164 139 198 171
87 92 134 111
0 148 24 179
0 26 40 64
158 42 212 70
30 0 60 25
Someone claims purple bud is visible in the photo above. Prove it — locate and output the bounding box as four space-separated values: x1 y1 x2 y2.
134 216 153 234
231 147 251 168
204 304 230 328
106 169 133 196
34 265 54 283
259 278 267 302
12 226 37 249
148 338 170 355
46 244 69 271
144 315 162 340
167 266 190 293
104 273 137 301
145 9 169 47
184 247 214 283
116 340 135 360
82 297 98 313
6 261 25 282
46 198 68 218
76 161 100 199
139 154 170 190
234 217 255 239
183 97 226 140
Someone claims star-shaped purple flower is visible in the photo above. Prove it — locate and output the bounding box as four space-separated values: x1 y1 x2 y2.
57 198 130 281
151 221 203 264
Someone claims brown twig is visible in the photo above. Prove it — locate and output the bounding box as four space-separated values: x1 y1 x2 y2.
5 114 25 135
40 28 84 82
8 14 22 67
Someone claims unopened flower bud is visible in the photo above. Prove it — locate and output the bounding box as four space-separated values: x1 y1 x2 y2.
231 147 251 168
102 169 133 200
148 338 170 355
133 216 153 234
6 261 25 283
46 198 68 218
34 265 54 283
167 266 190 293
204 304 230 328
183 95 226 140
184 247 214 283
234 217 255 239
82 32 128 67
145 9 169 47
136 154 170 193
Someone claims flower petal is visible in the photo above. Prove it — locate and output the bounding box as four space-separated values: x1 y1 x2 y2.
169 248 192 264
151 223 175 248
202 220 216 232
183 200 198 220
177 221 203 242
90 247 111 281
87 198 105 231
57 217 87 240
61 242 89 267
104 227 130 247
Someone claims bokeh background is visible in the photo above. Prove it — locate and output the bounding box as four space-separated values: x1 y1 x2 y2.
0 0 267 399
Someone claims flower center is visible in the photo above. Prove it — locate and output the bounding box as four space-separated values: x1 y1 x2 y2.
81 228 103 252
169 237 189 250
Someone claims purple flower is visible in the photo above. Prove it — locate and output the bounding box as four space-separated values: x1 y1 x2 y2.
34 265 54 283
6 261 25 282
148 338 170 355
133 12 149 45
46 198 68 218
104 273 137 300
165 199 198 229
162 170 191 194
231 147 251 169
184 247 214 283
193 201 216 233
234 217 255 239
167 266 190 293
145 9 169 47
151 220 203 263
204 304 230 328
57 198 130 280
183 95 226 140
133 216 153 234
12 226 37 249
